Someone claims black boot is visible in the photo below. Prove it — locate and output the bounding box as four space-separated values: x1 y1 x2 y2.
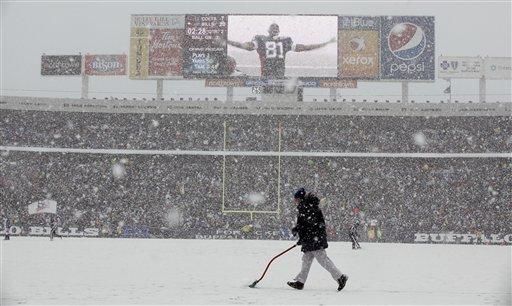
287 281 304 290
337 274 348 291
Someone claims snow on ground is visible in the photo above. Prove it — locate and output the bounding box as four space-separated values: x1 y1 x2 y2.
1 237 510 305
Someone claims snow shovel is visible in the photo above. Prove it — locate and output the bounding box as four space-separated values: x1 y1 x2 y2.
248 244 297 288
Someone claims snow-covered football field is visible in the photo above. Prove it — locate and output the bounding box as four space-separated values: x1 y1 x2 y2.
1 237 510 305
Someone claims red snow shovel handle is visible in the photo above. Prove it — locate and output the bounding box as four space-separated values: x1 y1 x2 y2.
249 244 297 288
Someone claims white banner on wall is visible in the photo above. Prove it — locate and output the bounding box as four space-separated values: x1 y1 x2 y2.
438 56 483 79
28 199 57 215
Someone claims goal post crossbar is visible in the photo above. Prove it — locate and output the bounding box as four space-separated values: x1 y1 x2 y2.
222 209 280 221
222 210 280 214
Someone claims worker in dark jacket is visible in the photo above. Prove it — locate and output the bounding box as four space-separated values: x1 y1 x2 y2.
287 188 348 291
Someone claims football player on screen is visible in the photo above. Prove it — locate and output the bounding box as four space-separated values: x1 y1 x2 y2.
227 23 336 79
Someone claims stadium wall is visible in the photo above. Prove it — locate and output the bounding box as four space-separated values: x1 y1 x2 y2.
1 95 510 117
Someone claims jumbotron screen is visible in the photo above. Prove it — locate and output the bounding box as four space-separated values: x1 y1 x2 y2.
227 15 338 78
183 15 338 79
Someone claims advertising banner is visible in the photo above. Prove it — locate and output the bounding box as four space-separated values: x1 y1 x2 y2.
194 228 288 240
129 15 185 79
149 29 184 76
1 225 99 237
438 56 483 79
338 16 380 79
484 57 512 79
414 233 511 244
318 79 357 88
205 79 245 87
380 16 435 80
131 14 184 29
205 78 357 88
41 55 82 76
84 54 127 76
129 27 150 79
183 14 228 78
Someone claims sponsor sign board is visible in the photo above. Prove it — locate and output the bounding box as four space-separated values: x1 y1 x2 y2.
129 27 150 78
380 16 435 80
205 79 245 87
1 226 100 237
84 54 127 76
318 79 357 88
414 233 511 244
41 55 82 76
129 15 185 79
438 56 483 79
205 78 357 88
339 16 380 79
484 57 512 79
149 29 184 76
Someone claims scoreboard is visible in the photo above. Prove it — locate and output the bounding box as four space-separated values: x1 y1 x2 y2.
129 14 435 83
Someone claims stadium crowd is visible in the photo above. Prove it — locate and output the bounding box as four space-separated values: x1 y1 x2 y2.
1 109 510 243
2 110 511 153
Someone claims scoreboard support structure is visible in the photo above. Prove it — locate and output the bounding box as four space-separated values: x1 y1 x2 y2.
81 74 89 99
227 87 234 102
157 80 164 101
329 88 337 101
479 77 486 103
402 81 409 103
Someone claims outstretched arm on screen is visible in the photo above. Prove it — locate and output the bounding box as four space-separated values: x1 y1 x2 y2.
295 37 336 52
227 40 256 51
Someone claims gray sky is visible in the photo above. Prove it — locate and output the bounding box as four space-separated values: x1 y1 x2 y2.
1 0 511 101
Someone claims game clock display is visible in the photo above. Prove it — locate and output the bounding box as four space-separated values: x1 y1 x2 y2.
183 14 228 78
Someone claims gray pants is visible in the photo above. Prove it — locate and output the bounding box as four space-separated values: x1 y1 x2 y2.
294 248 342 283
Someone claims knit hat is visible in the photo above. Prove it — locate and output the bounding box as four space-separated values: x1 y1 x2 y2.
294 187 306 199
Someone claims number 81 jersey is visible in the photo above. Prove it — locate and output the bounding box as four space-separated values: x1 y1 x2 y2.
252 35 294 78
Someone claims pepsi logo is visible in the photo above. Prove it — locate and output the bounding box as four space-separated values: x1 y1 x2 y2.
349 37 366 52
388 22 426 60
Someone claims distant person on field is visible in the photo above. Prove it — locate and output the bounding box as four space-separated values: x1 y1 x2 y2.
349 218 362 250
3 215 10 240
50 216 63 241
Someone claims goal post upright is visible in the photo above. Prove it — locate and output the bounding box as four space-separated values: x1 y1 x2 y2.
277 122 282 215
222 120 227 212
220 121 283 218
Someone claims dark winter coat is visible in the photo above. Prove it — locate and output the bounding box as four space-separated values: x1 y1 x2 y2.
292 193 329 252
